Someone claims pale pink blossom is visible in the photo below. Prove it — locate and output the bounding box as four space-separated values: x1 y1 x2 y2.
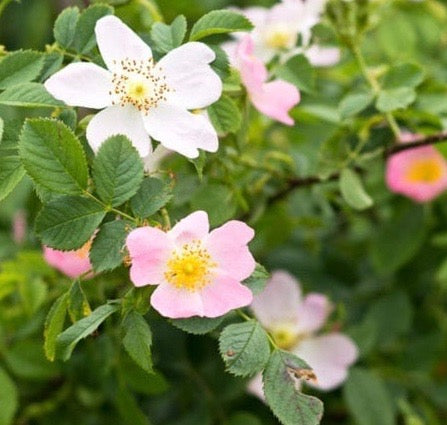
44 241 93 279
235 35 300 125
248 271 357 396
126 211 255 319
45 16 221 159
386 134 447 202
12 210 26 244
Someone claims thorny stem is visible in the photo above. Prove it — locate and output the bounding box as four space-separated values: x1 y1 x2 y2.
352 44 401 140
385 131 447 156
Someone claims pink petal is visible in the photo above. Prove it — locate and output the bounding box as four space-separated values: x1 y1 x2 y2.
150 282 204 318
43 246 92 279
250 270 302 328
126 227 172 287
294 333 358 391
247 373 265 400
386 145 447 202
200 274 253 318
250 79 300 126
206 220 256 281
295 293 332 334
168 211 210 245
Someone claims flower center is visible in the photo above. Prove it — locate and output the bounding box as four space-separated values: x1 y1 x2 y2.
110 58 171 114
164 241 217 291
264 25 297 49
270 324 302 350
75 239 92 260
406 159 443 183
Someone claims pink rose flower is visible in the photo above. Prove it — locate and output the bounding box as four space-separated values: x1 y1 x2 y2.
44 240 93 279
386 134 447 202
235 35 300 126
126 211 255 319
248 271 357 397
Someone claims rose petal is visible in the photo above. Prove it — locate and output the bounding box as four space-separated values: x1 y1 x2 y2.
168 211 209 246
295 293 332 334
86 105 152 157
157 42 222 110
44 62 112 109
143 103 218 158
44 246 92 279
95 15 152 71
126 227 172 287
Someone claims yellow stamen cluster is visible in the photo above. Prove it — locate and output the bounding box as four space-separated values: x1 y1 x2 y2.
264 26 297 49
110 58 171 114
164 241 217 292
406 159 443 183
271 324 303 350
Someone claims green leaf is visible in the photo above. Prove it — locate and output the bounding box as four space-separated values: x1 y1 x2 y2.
219 321 270 377
39 52 64 81
19 118 88 194
44 293 69 361
151 15 187 53
122 311 153 374
229 412 262 425
376 87 416 112
209 44 230 80
0 156 25 202
92 135 144 207
130 177 172 218
339 92 374 118
35 196 106 250
0 50 44 89
263 350 324 425
68 280 92 322
0 82 64 108
115 383 151 425
275 54 315 93
344 368 395 425
171 316 224 335
0 367 18 425
56 303 119 361
208 95 242 135
54 7 80 49
18 278 48 315
382 63 424 89
73 4 113 53
90 220 128 273
339 168 373 210
190 10 253 41
0 117 3 142
243 263 269 295
370 203 425 273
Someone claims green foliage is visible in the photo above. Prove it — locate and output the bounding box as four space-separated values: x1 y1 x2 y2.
0 155 25 202
0 50 44 89
35 196 106 250
130 177 172 218
339 168 373 210
44 293 69 361
242 263 269 295
19 119 88 195
171 316 224 335
122 311 153 374
53 7 80 49
90 220 128 273
208 95 242 135
189 10 253 41
275 54 315 93
151 15 187 53
338 91 374 119
376 87 416 112
219 321 270 377
344 368 395 425
92 135 144 207
263 350 324 425
0 367 18 425
68 280 92 322
56 303 119 361
0 83 64 108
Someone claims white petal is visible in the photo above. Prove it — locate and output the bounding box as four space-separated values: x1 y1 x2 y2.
143 145 172 173
86 105 152 157
143 103 218 158
95 15 152 71
157 42 222 110
44 62 112 109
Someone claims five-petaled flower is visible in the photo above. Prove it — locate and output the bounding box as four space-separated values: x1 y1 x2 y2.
126 211 255 319
248 271 357 396
386 133 447 203
234 35 300 125
45 15 222 159
44 240 93 279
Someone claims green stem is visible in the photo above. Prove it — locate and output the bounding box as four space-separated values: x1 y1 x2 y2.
0 0 13 19
83 191 138 224
160 208 171 229
352 44 401 140
51 45 92 63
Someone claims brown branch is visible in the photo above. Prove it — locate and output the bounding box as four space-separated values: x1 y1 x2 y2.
386 131 447 156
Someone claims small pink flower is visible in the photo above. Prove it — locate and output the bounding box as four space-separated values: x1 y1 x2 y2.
248 271 357 396
235 35 300 125
126 211 255 319
386 135 447 202
44 241 93 279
